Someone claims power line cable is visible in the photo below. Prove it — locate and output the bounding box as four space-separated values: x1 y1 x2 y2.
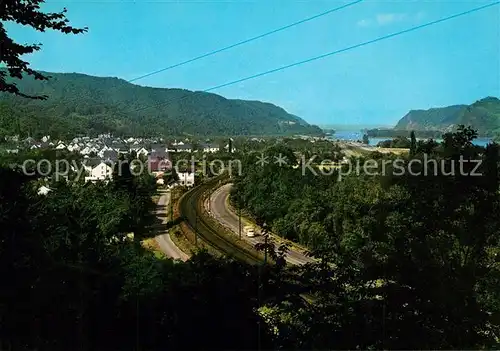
132 1 499 114
29 0 363 111
127 0 365 83
202 1 500 93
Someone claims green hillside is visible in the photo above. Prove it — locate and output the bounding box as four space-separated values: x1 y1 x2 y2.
0 71 323 138
394 97 500 135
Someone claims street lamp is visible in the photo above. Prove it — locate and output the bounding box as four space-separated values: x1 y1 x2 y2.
262 222 268 265
238 195 242 240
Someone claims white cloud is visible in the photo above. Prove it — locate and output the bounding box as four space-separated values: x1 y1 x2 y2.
376 13 407 25
357 11 424 27
356 19 372 27
415 11 426 21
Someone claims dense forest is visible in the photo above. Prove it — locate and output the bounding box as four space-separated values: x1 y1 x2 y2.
2 0 499 349
0 71 323 138
394 96 500 135
229 126 500 348
1 126 500 349
375 135 417 148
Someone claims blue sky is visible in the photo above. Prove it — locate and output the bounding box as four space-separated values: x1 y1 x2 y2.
5 0 500 127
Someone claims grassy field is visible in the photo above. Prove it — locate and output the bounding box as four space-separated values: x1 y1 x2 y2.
169 223 199 256
169 186 219 258
151 194 160 205
339 142 410 157
141 238 167 259
375 147 410 155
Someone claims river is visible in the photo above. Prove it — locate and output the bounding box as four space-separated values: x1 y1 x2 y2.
329 130 492 147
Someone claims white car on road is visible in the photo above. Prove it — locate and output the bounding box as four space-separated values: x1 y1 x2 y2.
244 225 256 237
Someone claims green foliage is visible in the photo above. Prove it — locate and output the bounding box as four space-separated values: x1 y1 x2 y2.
163 168 179 185
0 165 278 350
377 135 411 148
0 71 323 138
2 126 500 350
232 127 500 348
409 130 416 156
231 144 338 248
0 1 87 99
362 133 369 144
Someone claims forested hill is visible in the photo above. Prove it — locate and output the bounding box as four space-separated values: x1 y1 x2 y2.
0 71 322 138
394 96 500 135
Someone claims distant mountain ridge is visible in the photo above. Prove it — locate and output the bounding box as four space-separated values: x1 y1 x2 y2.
394 97 500 135
0 71 322 138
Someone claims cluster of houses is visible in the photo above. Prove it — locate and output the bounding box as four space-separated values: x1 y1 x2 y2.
4 134 235 155
81 148 195 186
4 135 236 186
78 139 220 185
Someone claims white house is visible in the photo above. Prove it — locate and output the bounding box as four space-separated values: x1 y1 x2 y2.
135 147 149 158
85 162 113 182
83 160 98 173
55 142 67 150
114 146 129 154
202 143 219 153
177 172 195 187
81 146 92 155
98 145 112 158
67 143 80 152
38 185 52 196
224 143 236 153
175 144 193 153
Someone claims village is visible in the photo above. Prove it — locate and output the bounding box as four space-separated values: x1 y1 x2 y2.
0 134 238 191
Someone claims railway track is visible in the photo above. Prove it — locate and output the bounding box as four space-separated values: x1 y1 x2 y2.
179 178 317 305
179 179 263 265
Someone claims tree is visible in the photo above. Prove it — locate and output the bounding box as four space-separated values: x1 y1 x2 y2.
410 130 417 156
0 167 280 350
0 0 87 99
230 126 500 349
112 155 133 193
163 167 179 186
362 134 369 145
441 125 479 160
377 136 411 149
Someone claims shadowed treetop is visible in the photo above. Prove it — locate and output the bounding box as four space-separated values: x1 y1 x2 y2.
0 0 87 99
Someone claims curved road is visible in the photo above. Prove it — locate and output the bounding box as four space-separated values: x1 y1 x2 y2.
206 183 313 265
155 189 189 261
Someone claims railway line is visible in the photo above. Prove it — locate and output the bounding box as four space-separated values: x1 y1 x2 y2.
179 178 263 265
